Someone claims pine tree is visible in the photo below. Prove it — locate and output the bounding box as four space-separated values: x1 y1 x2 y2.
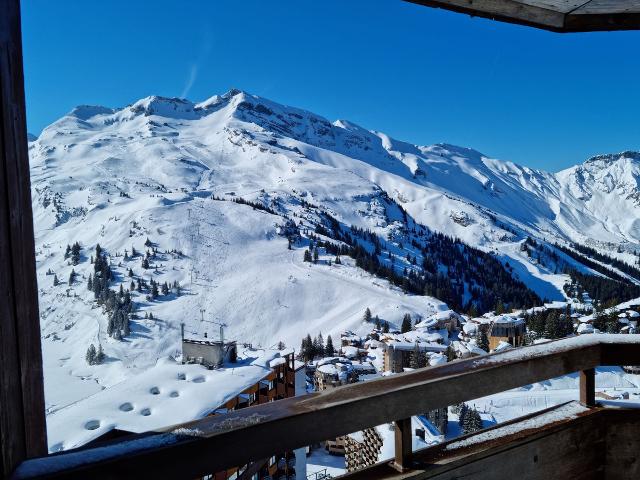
462 407 483 435
325 335 335 356
299 337 308 361
375 315 381 330
401 313 412 333
363 307 372 323
305 333 314 361
85 344 97 365
161 282 169 296
446 345 456 362
53 274 59 286
478 331 490 352
317 333 325 357
303 249 312 262
151 282 159 299
335 256 341 265
71 242 81 265
277 341 286 350
410 343 421 369
313 249 319 263
142 257 150 269
87 274 93 291
382 321 390 333
68 269 76 286
128 268 134 277
95 344 105 364
130 281 135 292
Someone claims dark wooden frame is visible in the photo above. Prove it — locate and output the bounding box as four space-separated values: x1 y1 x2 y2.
0 0 47 476
2 0 640 478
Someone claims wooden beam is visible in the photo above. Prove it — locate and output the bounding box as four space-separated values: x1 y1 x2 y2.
579 368 596 407
405 0 640 32
344 403 611 479
0 0 48 476
393 418 412 472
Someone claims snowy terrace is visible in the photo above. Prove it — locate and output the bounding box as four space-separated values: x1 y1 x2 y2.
14 335 640 479
45 347 291 452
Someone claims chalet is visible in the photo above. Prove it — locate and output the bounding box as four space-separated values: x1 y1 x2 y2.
382 341 447 373
451 340 487 359
314 357 358 390
341 331 365 347
488 316 526 351
182 336 238 369
415 309 462 333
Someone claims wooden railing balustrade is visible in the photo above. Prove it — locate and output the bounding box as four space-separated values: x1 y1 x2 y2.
11 335 640 479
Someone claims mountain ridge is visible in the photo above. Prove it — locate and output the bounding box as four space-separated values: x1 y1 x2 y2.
29 89 640 416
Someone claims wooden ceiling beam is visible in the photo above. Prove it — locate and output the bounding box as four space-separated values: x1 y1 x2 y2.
405 0 640 32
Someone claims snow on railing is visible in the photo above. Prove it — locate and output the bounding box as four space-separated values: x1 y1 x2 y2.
12 335 640 479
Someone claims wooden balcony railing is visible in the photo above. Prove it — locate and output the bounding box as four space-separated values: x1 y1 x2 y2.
11 335 640 479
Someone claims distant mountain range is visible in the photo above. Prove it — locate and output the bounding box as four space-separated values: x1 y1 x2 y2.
29 89 640 414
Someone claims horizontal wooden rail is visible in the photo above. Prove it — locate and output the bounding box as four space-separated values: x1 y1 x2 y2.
12 336 640 479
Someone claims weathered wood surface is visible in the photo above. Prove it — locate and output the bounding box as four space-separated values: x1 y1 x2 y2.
580 368 596 407
405 0 640 32
14 336 638 479
0 0 48 476
345 403 611 479
604 409 640 479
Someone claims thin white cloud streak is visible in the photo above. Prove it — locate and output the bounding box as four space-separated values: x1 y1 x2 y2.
181 64 198 98
180 30 214 99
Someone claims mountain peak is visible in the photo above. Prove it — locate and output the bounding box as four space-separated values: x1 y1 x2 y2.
128 96 197 119
68 105 115 120
584 150 640 165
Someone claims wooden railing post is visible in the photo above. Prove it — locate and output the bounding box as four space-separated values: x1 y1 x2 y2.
393 417 412 471
580 368 596 407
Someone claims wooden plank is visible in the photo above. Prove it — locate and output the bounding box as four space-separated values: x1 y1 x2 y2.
603 409 640 479
404 0 640 32
405 0 570 30
345 404 606 479
13 339 605 479
393 418 412 471
0 0 48 476
572 0 640 14
579 368 595 407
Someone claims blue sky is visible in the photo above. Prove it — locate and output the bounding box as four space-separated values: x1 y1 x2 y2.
22 0 640 171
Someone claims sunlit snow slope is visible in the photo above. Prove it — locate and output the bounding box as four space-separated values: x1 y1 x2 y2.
29 89 640 412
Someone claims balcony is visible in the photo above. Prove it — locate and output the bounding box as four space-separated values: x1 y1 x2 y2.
9 335 640 479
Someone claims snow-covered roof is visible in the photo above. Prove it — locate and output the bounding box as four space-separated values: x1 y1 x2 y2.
341 345 361 359
462 322 478 336
493 341 513 353
428 353 447 366
46 347 285 452
386 341 447 353
491 315 524 327
577 323 594 334
268 357 286 368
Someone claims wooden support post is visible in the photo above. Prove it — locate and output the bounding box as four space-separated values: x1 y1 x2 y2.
393 417 412 472
0 0 48 475
580 368 596 407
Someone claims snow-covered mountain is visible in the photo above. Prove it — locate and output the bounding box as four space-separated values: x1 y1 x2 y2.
29 89 640 413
